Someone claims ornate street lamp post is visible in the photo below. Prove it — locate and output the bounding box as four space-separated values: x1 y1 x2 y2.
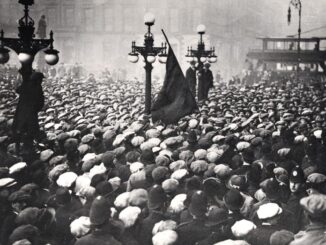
288 0 302 77
185 24 217 69
128 13 167 115
0 0 59 83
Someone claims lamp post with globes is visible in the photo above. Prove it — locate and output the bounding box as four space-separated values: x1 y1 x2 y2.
128 13 167 115
185 24 217 69
0 0 59 83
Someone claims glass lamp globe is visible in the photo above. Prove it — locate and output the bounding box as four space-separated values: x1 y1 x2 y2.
192 57 198 63
158 55 167 64
18 52 34 64
186 56 193 62
200 57 207 63
128 53 139 63
209 56 217 63
146 55 156 63
45 53 59 65
196 24 206 34
144 13 155 25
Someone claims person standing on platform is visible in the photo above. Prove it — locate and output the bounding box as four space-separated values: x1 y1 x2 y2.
185 60 197 98
36 15 47 39
198 63 213 101
12 71 45 154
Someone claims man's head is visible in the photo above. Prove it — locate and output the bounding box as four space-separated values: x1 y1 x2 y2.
289 166 305 193
300 194 326 224
190 60 196 68
204 63 211 70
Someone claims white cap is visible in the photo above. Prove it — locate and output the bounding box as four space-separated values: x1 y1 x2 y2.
257 203 282 220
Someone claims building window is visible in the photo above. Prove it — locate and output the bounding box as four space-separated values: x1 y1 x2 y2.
170 9 179 32
84 8 94 31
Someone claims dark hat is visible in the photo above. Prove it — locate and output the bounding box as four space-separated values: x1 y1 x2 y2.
101 151 115 168
289 166 305 183
189 190 208 217
270 230 294 245
9 225 39 245
57 132 70 142
95 181 113 196
203 177 225 197
242 147 255 164
90 174 106 188
152 166 169 184
206 205 228 226
185 176 201 192
90 196 111 225
15 207 40 226
140 149 155 164
224 189 244 211
126 151 141 163
187 130 197 143
260 178 281 200
148 185 167 210
64 138 78 153
8 191 31 204
55 187 71 205
251 137 263 147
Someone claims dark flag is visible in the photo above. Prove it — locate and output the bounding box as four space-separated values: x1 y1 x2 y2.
151 30 198 124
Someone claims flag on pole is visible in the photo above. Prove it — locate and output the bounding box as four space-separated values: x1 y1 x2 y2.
151 30 198 124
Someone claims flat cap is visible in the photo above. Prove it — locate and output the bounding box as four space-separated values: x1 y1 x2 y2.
300 194 326 218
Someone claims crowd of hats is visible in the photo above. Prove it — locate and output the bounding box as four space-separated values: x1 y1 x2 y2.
1 65 326 245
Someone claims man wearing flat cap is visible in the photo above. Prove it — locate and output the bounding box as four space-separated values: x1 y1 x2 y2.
246 203 285 245
290 194 326 245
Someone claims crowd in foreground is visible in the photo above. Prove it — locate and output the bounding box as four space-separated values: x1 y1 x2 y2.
0 66 326 245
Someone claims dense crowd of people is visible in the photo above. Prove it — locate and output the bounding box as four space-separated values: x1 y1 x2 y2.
0 64 326 245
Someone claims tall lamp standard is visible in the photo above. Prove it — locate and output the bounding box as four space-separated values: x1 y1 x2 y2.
288 0 302 77
185 24 217 69
0 0 59 83
128 13 167 115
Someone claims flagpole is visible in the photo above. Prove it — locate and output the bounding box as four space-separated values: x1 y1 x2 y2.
161 29 172 49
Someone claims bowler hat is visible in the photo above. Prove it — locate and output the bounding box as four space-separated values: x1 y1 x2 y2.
224 189 244 211
189 190 208 217
148 185 167 210
89 196 111 225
